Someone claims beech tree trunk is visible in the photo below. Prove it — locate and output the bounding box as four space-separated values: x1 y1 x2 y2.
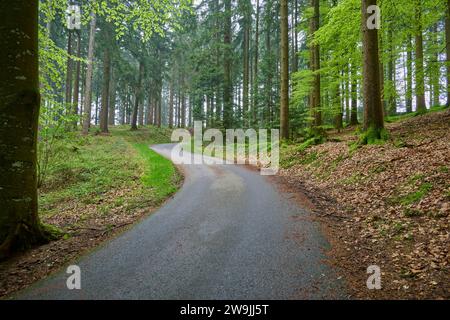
0 0 49 258
415 0 427 113
361 0 384 131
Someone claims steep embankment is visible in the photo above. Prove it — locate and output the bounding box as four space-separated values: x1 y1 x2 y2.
0 127 182 298
280 110 450 299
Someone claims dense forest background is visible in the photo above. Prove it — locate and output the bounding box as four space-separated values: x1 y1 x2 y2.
39 0 449 137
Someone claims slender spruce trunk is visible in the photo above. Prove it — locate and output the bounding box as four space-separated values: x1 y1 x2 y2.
242 0 251 127
446 0 450 107
82 13 97 135
280 0 289 139
99 47 111 134
72 30 82 130
65 31 73 116
406 35 413 113
223 0 233 128
108 68 116 126
131 61 144 130
310 0 321 128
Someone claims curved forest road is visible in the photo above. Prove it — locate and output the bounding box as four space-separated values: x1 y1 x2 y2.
18 144 346 300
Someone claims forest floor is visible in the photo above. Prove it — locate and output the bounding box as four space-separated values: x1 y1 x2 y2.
279 107 450 299
1 111 448 300
0 126 182 299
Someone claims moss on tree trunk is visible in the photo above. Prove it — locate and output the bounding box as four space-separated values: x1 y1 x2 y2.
0 0 56 259
361 0 385 141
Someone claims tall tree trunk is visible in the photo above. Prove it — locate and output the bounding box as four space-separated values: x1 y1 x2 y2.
127 93 131 125
292 0 299 73
406 35 413 113
280 0 289 139
242 0 250 127
415 0 427 113
138 81 145 127
206 95 211 127
144 98 149 125
0 0 50 258
82 13 97 135
176 90 181 127
169 81 174 128
334 77 343 131
446 0 450 107
345 65 351 123
265 0 273 127
95 86 99 125
379 36 386 116
131 61 144 130
361 0 384 132
181 93 186 128
431 24 440 107
156 82 162 128
310 0 321 128
65 31 73 114
223 0 233 128
72 30 82 130
149 95 155 126
121 91 127 125
189 95 193 127
99 47 110 134
80 66 85 121
350 65 359 125
108 68 116 126
252 0 260 126
387 29 396 115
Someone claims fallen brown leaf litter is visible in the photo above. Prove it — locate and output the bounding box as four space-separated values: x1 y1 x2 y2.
278 110 449 299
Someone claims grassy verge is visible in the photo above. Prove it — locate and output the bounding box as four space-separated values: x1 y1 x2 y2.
1 126 182 299
38 125 181 228
133 143 180 198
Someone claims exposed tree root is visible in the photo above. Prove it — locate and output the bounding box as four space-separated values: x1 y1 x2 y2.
0 222 61 261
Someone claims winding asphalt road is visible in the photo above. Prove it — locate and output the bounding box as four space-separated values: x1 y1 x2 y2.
18 144 345 299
